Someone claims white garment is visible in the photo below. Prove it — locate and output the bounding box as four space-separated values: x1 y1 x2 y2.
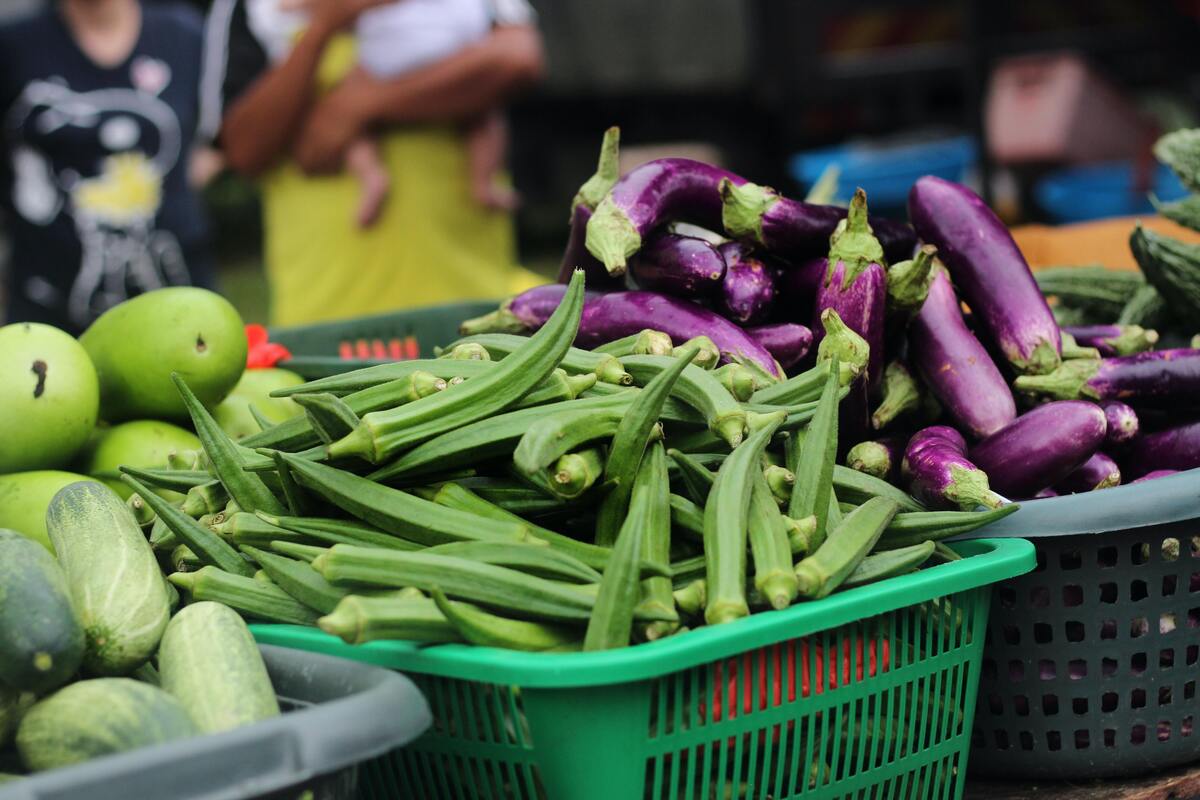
356 0 492 78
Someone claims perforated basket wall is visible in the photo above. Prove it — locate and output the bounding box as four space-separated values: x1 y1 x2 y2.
255 538 1033 800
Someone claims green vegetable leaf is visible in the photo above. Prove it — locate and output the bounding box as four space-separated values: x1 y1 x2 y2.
1154 128 1200 192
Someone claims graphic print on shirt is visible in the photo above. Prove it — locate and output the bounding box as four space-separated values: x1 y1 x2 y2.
5 60 188 328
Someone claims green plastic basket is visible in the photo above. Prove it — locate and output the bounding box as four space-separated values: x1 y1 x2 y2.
252 538 1033 800
268 302 495 379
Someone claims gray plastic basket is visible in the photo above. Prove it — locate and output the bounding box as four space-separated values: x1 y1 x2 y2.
961 469 1200 779
0 645 431 800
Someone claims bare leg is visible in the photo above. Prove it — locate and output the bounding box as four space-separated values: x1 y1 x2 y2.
466 111 518 212
344 136 391 228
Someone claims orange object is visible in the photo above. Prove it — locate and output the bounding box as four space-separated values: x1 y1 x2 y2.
1012 215 1200 271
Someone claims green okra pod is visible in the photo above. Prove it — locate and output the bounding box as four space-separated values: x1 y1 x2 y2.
424 540 601 584
515 370 597 409
446 333 633 386
271 451 311 516
832 464 925 512
171 544 200 573
763 464 795 505
795 496 899 599
149 514 178 551
672 579 706 617
318 595 462 645
257 512 422 551
124 474 255 577
749 358 856 407
747 469 799 610
118 466 212 494
269 541 328 563
668 493 706 544
713 363 757 402
594 346 699 546
270 359 480 398
547 447 606 500
786 356 841 550
431 589 579 652
442 342 491 361
875 503 1018 550
180 480 230 519
704 411 786 625
675 336 720 370
292 392 361 444
242 546 348 614
168 567 319 625
931 542 963 564
593 329 674 357
841 540 935 590
635 443 679 641
513 407 625 476
620 353 746 449
666 448 716 506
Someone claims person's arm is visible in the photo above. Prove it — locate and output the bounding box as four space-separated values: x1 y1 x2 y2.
292 23 544 174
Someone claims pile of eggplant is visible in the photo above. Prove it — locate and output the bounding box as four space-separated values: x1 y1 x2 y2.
462 127 1200 508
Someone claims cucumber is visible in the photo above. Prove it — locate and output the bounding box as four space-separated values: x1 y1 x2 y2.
16 678 197 772
45 482 170 675
0 530 85 692
158 602 280 733
0 686 35 749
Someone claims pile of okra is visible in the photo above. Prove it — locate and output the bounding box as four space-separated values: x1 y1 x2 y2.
121 272 1016 652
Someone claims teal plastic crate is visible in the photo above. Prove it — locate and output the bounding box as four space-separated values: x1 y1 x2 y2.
254 538 1034 800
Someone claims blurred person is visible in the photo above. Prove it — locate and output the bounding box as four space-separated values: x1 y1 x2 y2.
0 0 212 333
202 0 543 326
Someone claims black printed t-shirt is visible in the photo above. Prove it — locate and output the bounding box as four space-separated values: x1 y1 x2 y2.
0 2 212 334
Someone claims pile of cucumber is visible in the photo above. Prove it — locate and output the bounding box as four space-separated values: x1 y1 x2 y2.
0 487 279 778
119 271 1013 654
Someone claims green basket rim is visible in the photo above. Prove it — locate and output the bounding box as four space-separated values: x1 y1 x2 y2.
252 537 1033 689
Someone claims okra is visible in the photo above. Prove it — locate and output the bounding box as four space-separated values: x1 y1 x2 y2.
447 332 633 386
832 464 925 512
931 542 963 564
168 449 205 471
513 406 626 476
124 474 255 577
579 381 706 426
584 453 653 650
795 497 899 599
292 392 361 444
442 342 491 361
213 512 307 547
118 466 212 494
841 540 935 590
269 541 328 563
672 579 706 617
668 493 706 544
594 345 699 546
785 513 818 557
713 363 757 402
329 275 586 463
277 452 534 546
763 464 794 505
127 493 155 528
668 448 715 506
705 411 786 625
620 354 747 449
271 451 311 516
636 444 679 641
371 395 627 482
171 544 201 573
515 370 597 409
149 515 177 551
787 356 842 550
876 503 1017 550
676 336 720 370
750 358 856 406
248 370 452 451
258 512 420 551
429 483 631 573
454 477 572 517
247 404 276 433
424 540 602 584
271 359 484 398
317 596 461 645
312 546 598 622
671 554 707 584
747 469 799 609
431 590 579 651
168 567 319 625
594 329 673 357
548 447 606 500
181 481 230 518
242 546 348 614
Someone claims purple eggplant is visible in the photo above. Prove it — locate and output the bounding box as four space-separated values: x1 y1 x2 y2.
744 323 812 371
586 159 747 275
811 189 887 390
629 232 726 298
1061 324 1159 357
846 436 904 483
968 400 1108 499
1131 469 1179 483
771 256 826 321
1101 400 1139 446
556 128 624 288
1014 348 1200 407
902 425 1004 510
717 242 776 325
908 266 1016 439
719 180 917 263
908 176 1061 376
1123 420 1200 479
460 285 781 377
1055 452 1121 494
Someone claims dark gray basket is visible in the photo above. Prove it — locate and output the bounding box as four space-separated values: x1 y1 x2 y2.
0 645 431 800
962 469 1200 779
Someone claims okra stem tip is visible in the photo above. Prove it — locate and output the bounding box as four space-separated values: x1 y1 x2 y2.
167 571 196 591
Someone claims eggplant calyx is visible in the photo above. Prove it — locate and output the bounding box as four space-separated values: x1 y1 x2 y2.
1105 325 1159 357
1010 337 1064 377
846 441 892 481
815 309 870 375
886 245 938 316
946 464 1004 511
584 196 638 275
1011 358 1099 401
871 361 920 430
571 126 621 214
458 307 529 336
719 179 773 244
827 188 885 282
1059 332 1101 360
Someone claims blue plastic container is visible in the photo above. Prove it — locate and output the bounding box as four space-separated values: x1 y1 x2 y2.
788 135 977 212
1035 162 1188 224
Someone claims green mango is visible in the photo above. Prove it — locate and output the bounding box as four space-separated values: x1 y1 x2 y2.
80 288 247 423
213 368 305 441
0 323 99 473
76 420 201 500
0 471 92 552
